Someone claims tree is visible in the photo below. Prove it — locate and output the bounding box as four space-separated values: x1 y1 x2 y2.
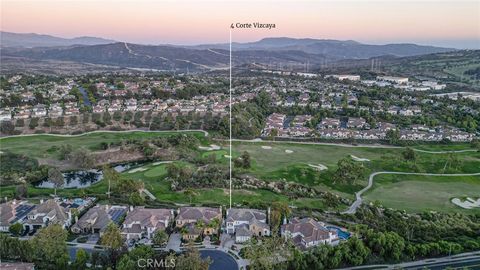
72 248 89 270
333 157 365 185
9 223 23 236
103 165 120 198
268 128 278 141
386 129 400 145
101 222 123 250
207 217 221 233
341 237 371 266
470 139 480 150
127 245 155 263
101 222 124 267
117 255 136 270
59 144 73 160
15 184 28 199
270 201 291 232
48 167 64 196
129 192 145 206
240 151 251 168
70 148 94 168
153 230 168 247
175 246 211 270
184 188 196 204
0 121 15 135
31 224 69 269
244 236 294 270
0 233 33 262
402 147 417 163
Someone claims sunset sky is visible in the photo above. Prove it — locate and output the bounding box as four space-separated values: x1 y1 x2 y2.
1 0 479 48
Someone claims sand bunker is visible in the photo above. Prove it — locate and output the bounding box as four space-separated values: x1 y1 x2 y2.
308 164 328 171
152 161 173 166
285 150 293 153
350 155 370 162
198 144 221 151
128 167 147 173
451 197 480 209
261 146 272 150
224 155 232 158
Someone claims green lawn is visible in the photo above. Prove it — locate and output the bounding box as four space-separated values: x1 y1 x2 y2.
201 150 229 162
1 132 479 213
123 161 321 209
364 174 480 213
0 130 208 159
232 141 480 196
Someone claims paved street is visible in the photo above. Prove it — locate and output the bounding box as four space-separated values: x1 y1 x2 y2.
341 251 480 270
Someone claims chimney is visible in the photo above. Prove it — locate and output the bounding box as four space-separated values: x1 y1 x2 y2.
267 207 271 224
13 199 17 205
75 215 79 223
283 217 287 225
129 205 134 212
40 199 44 204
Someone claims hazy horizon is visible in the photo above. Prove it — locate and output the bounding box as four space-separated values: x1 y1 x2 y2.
1 0 479 49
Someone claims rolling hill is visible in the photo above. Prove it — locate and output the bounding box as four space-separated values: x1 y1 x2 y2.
0 31 116 48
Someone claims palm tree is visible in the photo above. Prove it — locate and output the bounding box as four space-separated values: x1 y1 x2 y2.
195 220 206 230
180 226 189 235
207 218 221 235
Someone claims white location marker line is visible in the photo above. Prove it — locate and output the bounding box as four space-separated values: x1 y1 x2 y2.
229 27 232 210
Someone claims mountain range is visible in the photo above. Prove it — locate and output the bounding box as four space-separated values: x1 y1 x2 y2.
0 31 115 48
0 32 458 73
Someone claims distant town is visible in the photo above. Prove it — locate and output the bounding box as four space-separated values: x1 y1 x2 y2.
1 72 478 144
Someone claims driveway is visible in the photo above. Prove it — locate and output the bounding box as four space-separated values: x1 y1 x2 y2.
220 233 234 249
166 233 181 252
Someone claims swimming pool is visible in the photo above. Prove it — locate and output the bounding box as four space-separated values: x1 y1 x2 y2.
326 226 351 240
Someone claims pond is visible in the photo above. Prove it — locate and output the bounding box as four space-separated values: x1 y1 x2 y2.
33 163 134 189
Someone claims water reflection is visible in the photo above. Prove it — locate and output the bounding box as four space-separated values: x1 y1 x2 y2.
34 163 135 188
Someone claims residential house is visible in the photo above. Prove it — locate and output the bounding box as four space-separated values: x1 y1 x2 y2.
0 262 35 270
32 104 47 117
225 208 271 243
122 207 174 240
24 199 72 230
176 207 222 240
347 117 367 129
71 205 127 235
0 200 35 232
318 118 340 129
125 98 138 111
281 218 338 250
